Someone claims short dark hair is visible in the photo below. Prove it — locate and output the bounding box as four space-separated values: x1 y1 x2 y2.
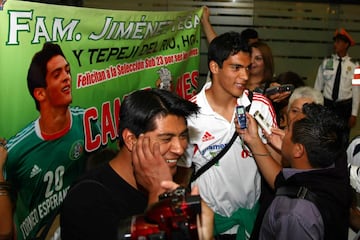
27 42 67 111
275 71 305 89
208 31 251 69
291 103 347 168
240 28 258 42
118 89 199 147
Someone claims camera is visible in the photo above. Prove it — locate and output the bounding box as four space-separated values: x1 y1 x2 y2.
265 84 295 96
118 187 201 240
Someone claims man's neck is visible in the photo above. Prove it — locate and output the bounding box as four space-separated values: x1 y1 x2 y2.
109 151 137 189
205 86 238 122
336 51 347 58
291 157 313 170
39 107 70 135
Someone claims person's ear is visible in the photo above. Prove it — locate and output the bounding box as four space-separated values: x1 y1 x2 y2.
293 142 305 158
122 128 137 151
209 60 218 74
33 88 46 102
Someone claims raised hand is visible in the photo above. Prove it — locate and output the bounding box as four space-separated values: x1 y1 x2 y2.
132 134 172 204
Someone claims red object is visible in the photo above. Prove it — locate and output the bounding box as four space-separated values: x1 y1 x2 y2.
334 28 356 46
352 66 360 86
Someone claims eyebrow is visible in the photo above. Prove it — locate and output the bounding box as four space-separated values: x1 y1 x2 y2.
229 64 244 67
157 133 175 138
157 128 188 138
229 63 252 70
49 63 70 75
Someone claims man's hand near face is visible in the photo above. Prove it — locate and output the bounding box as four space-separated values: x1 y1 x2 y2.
132 134 172 205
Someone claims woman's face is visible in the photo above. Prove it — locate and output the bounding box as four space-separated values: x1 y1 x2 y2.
250 47 265 76
287 97 313 125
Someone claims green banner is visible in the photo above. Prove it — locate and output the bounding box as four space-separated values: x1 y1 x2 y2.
0 0 202 147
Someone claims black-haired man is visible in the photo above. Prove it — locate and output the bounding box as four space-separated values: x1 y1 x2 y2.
0 42 102 240
60 89 215 240
178 31 279 239
239 103 351 240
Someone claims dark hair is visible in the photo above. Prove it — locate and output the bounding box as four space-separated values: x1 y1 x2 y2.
208 31 251 69
118 89 199 147
291 103 347 168
27 42 67 111
333 34 351 46
240 28 258 42
275 71 305 89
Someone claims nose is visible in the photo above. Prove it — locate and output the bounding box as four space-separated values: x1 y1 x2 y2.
239 68 249 81
170 137 186 156
63 71 71 83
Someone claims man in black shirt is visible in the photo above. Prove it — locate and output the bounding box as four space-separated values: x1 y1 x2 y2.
60 89 208 240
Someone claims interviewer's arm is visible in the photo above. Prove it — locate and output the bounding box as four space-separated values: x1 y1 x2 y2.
236 113 282 189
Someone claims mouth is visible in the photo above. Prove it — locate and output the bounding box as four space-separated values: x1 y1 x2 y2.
235 83 246 90
62 85 71 93
166 159 177 164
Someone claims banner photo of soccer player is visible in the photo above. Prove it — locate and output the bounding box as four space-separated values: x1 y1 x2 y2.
0 1 202 148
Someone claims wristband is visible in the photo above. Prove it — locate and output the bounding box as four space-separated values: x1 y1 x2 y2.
251 152 270 157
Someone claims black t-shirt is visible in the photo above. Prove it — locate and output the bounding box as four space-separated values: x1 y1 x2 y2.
60 163 147 240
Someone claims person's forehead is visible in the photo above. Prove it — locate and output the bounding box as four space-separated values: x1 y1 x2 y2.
47 55 68 69
151 114 186 130
227 51 251 62
251 47 261 55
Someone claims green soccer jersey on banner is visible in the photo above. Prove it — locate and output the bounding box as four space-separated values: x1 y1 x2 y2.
4 106 101 240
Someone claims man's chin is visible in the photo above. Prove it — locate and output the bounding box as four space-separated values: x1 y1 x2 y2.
170 166 177 176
